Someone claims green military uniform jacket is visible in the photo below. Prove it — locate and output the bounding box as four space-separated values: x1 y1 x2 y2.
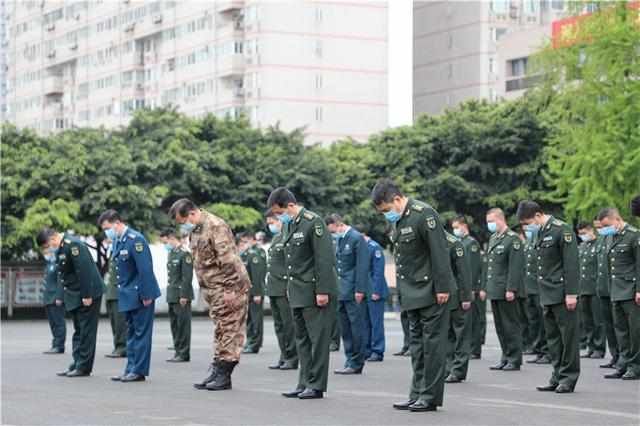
461 235 482 292
532 217 579 306
56 233 105 311
105 260 119 301
391 199 454 311
486 229 524 300
166 248 194 303
578 239 598 296
266 232 288 297
524 240 539 295
282 208 339 308
446 232 472 308
606 224 640 302
595 235 611 297
42 260 63 305
242 246 266 297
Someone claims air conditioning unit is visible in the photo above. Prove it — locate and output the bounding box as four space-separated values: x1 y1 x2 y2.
69 43 78 50
153 14 163 24
47 50 56 59
124 23 135 32
75 13 81 20
135 83 144 90
47 23 55 31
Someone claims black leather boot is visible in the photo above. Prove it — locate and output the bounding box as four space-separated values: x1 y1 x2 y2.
206 360 237 391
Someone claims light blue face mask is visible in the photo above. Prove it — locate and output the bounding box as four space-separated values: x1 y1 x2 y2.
453 228 464 238
598 225 617 237
523 223 541 234
524 230 534 241
104 228 117 242
268 224 280 235
333 231 346 239
579 233 594 242
384 210 402 223
487 222 497 233
164 244 173 252
277 213 292 225
180 222 195 234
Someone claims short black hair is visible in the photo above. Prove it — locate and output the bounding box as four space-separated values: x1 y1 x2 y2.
516 200 544 221
631 195 640 217
266 187 297 208
451 215 468 226
97 209 122 226
577 221 592 231
36 228 56 247
597 207 620 221
237 232 255 241
159 228 177 238
371 178 403 206
324 213 343 226
169 198 198 220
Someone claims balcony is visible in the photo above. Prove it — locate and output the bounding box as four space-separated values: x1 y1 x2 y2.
505 75 542 92
43 75 63 95
43 102 63 119
121 51 144 69
218 54 245 78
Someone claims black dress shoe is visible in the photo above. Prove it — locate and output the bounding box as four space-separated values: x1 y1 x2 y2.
282 387 305 398
167 346 174 350
279 361 298 370
621 371 640 380
393 348 409 356
56 370 72 377
269 361 284 370
334 367 362 375
600 360 617 369
329 343 340 352
121 373 145 382
393 400 416 410
489 361 508 370
589 351 605 359
444 374 462 383
408 399 438 412
111 375 124 381
604 371 625 379
367 354 384 362
65 369 90 377
580 351 593 358
298 389 323 399
166 356 189 363
536 383 558 392
502 363 520 371
523 349 536 355
470 354 481 360
105 352 127 358
526 356 541 364
555 384 575 393
43 348 64 354
535 355 551 364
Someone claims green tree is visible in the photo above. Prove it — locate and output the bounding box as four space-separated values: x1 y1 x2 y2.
532 2 640 222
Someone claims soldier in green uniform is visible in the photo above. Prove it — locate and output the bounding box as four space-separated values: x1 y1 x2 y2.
267 187 338 400
265 211 298 370
523 233 550 364
37 228 105 377
594 219 621 369
238 233 267 354
444 232 473 383
576 222 605 359
485 208 525 371
372 179 453 413
517 200 580 393
160 229 194 362
598 208 640 380
41 253 66 354
104 252 127 358
451 216 485 360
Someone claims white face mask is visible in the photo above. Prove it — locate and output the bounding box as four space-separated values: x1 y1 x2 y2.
453 228 464 238
579 233 594 242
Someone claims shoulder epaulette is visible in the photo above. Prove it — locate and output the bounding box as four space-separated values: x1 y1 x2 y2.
552 219 564 227
64 239 71 244
303 211 316 221
627 225 638 233
412 203 425 212
446 234 457 243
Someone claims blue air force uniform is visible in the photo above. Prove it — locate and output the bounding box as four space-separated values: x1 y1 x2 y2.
363 238 389 360
112 227 161 377
336 227 371 371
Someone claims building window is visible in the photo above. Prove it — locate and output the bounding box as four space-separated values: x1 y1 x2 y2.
447 63 453 79
447 33 453 49
491 0 508 14
551 0 564 10
315 74 323 89
314 40 323 58
509 57 528 77
314 6 323 22
524 0 538 15
489 58 495 73
315 106 323 122
489 88 497 102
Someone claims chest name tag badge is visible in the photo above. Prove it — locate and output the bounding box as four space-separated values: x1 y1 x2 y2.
543 236 553 242
120 249 129 255
400 227 413 235
293 232 304 239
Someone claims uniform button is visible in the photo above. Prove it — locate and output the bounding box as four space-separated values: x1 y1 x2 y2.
488 275 492 279
582 275 585 278
612 275 616 279
611 258 615 261
289 277 293 280
400 275 405 279
287 255 291 258
288 266 292 269
117 285 121 288
539 276 543 280
117 275 120 279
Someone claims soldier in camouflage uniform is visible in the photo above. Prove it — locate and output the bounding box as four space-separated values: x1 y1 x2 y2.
169 198 251 391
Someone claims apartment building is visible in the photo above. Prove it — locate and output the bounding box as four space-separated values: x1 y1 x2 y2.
6 0 388 145
1 0 8 123
413 0 569 118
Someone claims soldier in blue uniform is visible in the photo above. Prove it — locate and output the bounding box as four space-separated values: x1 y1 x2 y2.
326 214 371 375
357 226 389 362
41 252 66 354
37 228 104 377
99 210 161 383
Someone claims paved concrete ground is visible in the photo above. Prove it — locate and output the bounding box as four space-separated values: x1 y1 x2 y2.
2 315 639 426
